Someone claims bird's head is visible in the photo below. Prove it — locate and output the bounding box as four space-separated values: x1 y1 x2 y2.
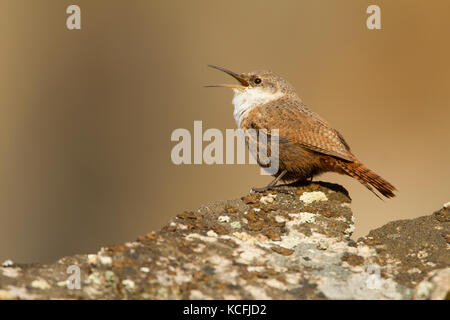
206 65 297 98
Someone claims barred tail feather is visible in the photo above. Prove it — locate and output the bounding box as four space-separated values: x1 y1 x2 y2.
339 160 396 199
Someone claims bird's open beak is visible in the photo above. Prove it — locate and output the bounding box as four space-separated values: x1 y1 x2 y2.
205 65 249 89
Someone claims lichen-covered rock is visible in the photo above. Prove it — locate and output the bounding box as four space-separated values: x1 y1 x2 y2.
358 205 450 290
0 182 448 300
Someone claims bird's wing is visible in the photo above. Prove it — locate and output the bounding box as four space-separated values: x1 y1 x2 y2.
240 97 354 162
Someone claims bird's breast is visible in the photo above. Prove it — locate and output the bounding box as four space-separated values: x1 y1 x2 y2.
232 88 284 128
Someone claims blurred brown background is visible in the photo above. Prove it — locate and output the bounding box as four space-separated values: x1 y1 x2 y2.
0 0 449 263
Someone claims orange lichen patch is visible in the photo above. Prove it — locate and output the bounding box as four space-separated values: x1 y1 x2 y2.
271 246 294 256
224 205 238 214
241 194 261 205
264 229 281 241
106 244 129 254
212 224 229 235
112 257 136 270
146 232 157 239
177 211 203 221
341 253 365 266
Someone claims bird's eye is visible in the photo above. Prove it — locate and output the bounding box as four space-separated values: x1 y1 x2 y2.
254 78 262 84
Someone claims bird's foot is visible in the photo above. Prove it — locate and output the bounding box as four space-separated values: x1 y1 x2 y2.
250 185 296 196
250 186 273 193
250 170 288 194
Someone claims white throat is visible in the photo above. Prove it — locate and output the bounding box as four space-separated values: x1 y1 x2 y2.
232 87 283 127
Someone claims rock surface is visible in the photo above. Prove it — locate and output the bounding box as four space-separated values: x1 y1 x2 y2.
0 182 449 300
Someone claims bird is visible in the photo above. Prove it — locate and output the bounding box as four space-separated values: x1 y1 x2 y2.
206 65 396 199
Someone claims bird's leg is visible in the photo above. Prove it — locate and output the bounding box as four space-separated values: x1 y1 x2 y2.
251 170 287 193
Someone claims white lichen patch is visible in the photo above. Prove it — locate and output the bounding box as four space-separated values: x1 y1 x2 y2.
83 285 103 297
154 268 192 286
275 230 307 250
236 246 268 265
170 222 188 230
0 289 14 299
223 294 240 300
408 268 422 274
185 232 217 243
417 250 428 259
31 279 51 290
218 215 230 223
260 193 276 204
2 286 37 300
285 273 301 286
288 212 316 224
299 191 328 204
275 216 286 223
104 271 116 282
309 231 329 240
125 241 140 249
230 221 241 229
182 263 200 272
177 223 188 230
87 272 102 286
414 281 434 299
2 267 20 278
122 279 135 291
443 202 450 208
247 266 265 273
87 254 98 265
172 268 193 284
344 224 355 236
317 240 329 250
233 232 268 245
159 257 169 263
193 243 206 253
206 255 231 268
328 240 357 254
318 271 404 300
200 256 238 285
140 267 150 273
356 245 376 258
99 256 113 267
206 230 218 238
219 235 232 241
350 266 365 273
190 289 212 300
422 268 450 299
246 285 271 300
265 278 287 290
2 259 13 267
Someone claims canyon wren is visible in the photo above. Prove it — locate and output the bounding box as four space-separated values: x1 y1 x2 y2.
207 65 396 198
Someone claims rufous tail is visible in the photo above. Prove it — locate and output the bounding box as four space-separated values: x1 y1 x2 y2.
338 160 396 199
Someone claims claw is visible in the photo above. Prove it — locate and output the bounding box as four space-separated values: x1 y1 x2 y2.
250 186 272 193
